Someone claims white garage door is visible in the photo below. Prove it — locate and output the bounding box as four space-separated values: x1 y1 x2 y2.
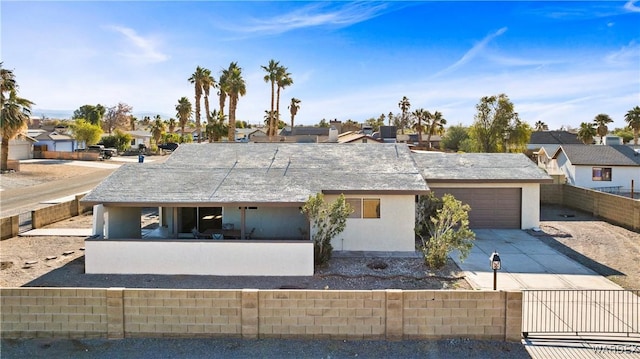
433 188 521 229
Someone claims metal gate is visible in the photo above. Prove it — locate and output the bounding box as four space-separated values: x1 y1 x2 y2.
523 290 640 340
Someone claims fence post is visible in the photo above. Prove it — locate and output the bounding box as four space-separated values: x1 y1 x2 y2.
107 288 125 339
385 289 403 340
241 289 259 339
505 291 523 342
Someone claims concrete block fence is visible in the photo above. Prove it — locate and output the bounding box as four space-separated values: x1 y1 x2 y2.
0 288 522 342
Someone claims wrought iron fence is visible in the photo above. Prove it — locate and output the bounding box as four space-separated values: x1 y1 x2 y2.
523 290 640 339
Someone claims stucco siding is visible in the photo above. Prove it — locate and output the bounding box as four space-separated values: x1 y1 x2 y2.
85 240 314 276
105 207 141 239
325 194 416 252
572 165 640 190
428 182 540 229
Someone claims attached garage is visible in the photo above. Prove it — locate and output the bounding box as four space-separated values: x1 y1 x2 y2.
433 187 521 229
411 152 553 230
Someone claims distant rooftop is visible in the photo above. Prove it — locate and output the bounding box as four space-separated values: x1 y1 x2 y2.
553 145 640 166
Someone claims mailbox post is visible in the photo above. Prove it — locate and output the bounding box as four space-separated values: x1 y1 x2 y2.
489 251 501 290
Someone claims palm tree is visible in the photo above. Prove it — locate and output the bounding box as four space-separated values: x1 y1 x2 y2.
398 96 411 134
217 69 228 121
189 66 208 142
175 96 192 142
288 97 301 128
201 68 215 125
167 118 177 133
208 109 227 142
261 59 280 137
149 117 166 148
624 106 640 146
411 108 427 144
577 122 596 145
593 113 613 144
275 66 293 134
1 89 34 170
426 111 446 148
224 62 246 142
534 121 548 131
388 112 394 126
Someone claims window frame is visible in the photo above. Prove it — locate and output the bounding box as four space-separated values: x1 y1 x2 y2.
592 167 612 181
345 198 381 219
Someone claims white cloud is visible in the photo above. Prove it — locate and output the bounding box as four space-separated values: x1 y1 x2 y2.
105 25 168 64
221 2 392 35
605 41 640 65
624 1 640 12
433 27 508 77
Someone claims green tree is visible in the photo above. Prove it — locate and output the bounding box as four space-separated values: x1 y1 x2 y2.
440 125 469 152
624 106 640 146
415 194 475 269
469 94 519 153
397 96 411 134
577 122 596 145
613 127 633 144
189 66 209 143
223 62 246 142
206 109 227 142
167 118 177 133
72 119 103 148
262 59 280 137
301 193 352 266
1 63 34 170
411 109 428 144
364 115 384 132
72 104 106 126
163 132 181 144
505 119 532 153
175 96 192 142
593 113 613 144
101 130 132 153
288 97 301 128
317 118 329 128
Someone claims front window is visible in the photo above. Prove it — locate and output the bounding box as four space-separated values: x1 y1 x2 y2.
345 198 380 219
592 167 612 181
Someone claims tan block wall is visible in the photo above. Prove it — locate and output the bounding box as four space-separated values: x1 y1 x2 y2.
562 185 639 231
0 288 107 339
35 151 101 161
258 290 387 340
123 289 242 338
32 201 78 228
1 288 523 342
1 215 19 240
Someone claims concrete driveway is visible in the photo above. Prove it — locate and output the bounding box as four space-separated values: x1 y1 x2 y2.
452 229 622 290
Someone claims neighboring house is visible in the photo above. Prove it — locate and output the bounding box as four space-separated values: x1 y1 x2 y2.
551 144 640 191
235 128 266 142
81 143 429 276
334 131 383 144
412 151 552 229
126 130 152 149
1 135 36 160
527 130 583 161
32 128 78 152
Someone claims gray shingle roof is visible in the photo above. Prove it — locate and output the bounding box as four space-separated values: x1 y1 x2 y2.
82 143 429 206
529 131 582 145
553 145 640 166
411 152 553 182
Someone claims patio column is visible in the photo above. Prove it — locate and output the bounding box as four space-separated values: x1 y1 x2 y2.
240 206 246 239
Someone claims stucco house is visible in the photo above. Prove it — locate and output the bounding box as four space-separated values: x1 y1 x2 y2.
126 130 152 150
2 134 36 160
81 143 429 276
550 144 640 192
31 128 78 152
411 152 552 229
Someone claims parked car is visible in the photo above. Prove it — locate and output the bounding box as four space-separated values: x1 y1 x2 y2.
158 142 179 151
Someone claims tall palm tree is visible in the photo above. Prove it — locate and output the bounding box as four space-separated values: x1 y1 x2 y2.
593 113 613 144
201 68 216 125
1 62 17 107
189 66 208 143
224 62 246 142
217 69 228 121
426 111 446 148
411 108 427 144
577 122 596 145
624 106 640 146
534 121 548 131
175 96 192 142
275 66 293 134
398 96 411 134
288 97 301 128
261 59 280 137
1 89 34 170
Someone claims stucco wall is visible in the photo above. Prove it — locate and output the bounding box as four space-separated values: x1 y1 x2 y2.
427 183 541 229
324 194 416 252
573 165 639 190
85 239 314 276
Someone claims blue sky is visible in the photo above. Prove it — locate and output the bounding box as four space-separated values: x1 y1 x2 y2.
2 1 639 130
